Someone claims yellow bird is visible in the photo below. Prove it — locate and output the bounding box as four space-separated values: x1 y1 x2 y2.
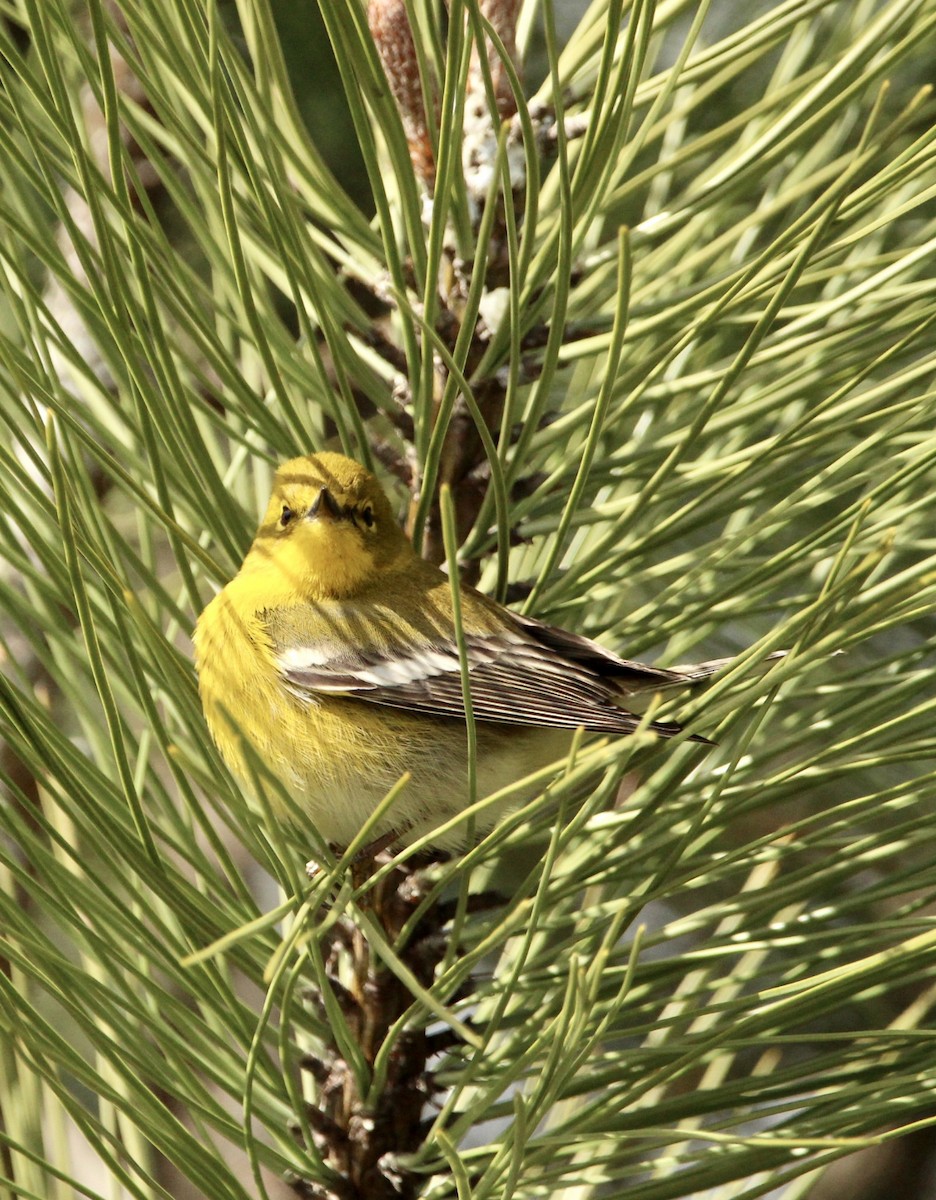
194 452 716 849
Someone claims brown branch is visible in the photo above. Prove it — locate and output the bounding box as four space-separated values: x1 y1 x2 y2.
294 854 469 1199
368 0 437 189
469 0 522 123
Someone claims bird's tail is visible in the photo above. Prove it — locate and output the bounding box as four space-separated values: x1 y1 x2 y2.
660 648 788 690
617 649 787 741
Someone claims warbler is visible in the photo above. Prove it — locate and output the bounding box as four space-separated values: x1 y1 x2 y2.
194 452 719 849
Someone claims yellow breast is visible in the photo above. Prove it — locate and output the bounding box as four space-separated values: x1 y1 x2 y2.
193 577 568 847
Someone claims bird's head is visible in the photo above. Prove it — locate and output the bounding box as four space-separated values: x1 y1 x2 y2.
241 453 412 599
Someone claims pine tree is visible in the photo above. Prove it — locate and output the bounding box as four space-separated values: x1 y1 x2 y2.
2 2 936 1197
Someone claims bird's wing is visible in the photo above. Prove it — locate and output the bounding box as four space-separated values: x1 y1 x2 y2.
512 615 786 691
266 605 696 738
510 611 692 690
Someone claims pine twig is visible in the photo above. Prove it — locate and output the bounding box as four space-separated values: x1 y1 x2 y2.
295 854 469 1199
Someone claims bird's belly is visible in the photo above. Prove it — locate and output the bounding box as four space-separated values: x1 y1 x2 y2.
272 701 570 849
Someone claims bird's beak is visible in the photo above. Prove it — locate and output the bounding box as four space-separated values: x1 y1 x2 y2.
308 486 344 522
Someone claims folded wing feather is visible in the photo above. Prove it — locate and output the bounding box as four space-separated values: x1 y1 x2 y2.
266 604 711 739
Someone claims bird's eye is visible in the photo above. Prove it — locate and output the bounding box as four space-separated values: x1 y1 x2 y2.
360 503 375 529
279 504 295 528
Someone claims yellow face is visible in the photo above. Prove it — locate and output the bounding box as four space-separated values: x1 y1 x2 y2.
240 453 411 599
